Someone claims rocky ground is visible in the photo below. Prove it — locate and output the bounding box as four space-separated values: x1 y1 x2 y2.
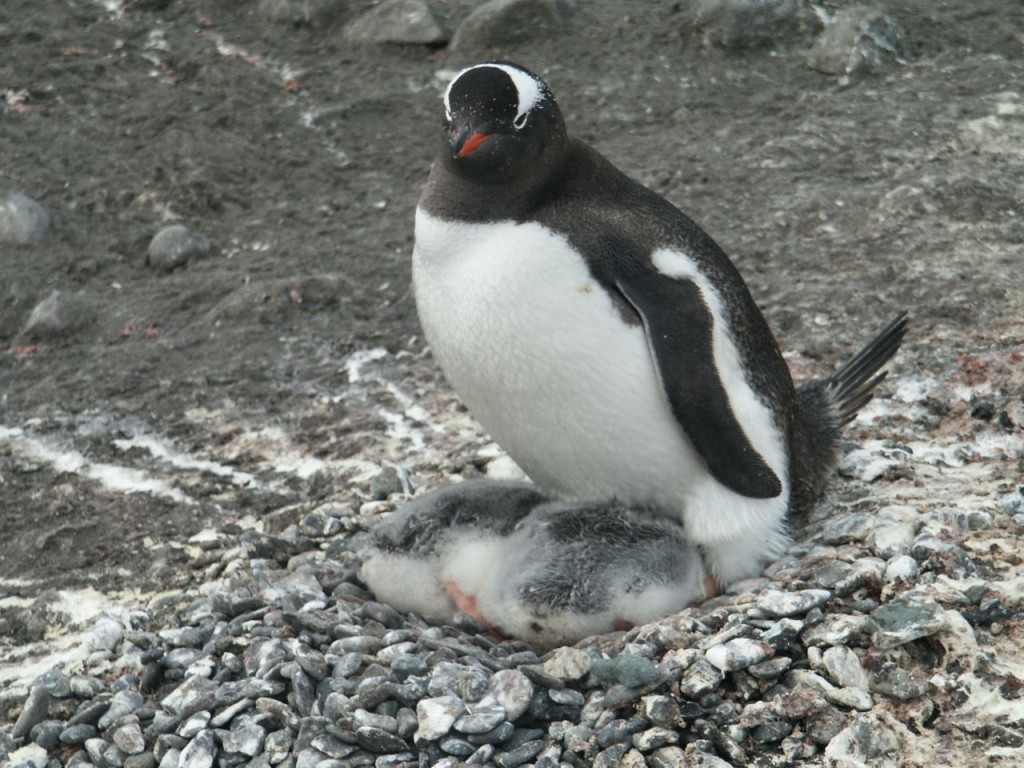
1 0 1022 766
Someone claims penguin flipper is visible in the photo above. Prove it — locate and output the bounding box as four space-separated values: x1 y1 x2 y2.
614 273 783 499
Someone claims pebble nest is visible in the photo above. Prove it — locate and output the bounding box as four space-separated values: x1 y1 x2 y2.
3 446 1023 768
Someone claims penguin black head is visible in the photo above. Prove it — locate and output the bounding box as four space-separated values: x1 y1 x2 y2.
441 62 566 183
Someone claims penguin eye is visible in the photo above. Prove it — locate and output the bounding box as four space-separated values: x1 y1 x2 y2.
513 112 528 130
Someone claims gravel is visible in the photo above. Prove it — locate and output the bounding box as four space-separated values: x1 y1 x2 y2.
7 485 1016 767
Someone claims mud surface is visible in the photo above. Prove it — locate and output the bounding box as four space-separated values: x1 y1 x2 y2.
1 0 1021 700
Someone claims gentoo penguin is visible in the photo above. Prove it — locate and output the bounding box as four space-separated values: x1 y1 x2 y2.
359 481 710 648
412 61 907 587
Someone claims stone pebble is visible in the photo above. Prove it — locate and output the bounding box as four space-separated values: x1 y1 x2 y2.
0 190 50 244
146 224 212 272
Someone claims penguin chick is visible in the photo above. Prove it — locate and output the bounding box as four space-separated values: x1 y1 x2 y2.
360 481 711 648
475 500 711 650
359 480 545 622
413 60 908 586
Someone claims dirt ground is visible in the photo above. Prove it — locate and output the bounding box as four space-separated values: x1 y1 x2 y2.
1 0 1022 683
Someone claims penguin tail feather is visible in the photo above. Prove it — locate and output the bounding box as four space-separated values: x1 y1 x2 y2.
790 311 908 514
822 311 908 424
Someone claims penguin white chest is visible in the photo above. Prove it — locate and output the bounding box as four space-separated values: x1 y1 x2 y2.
412 210 702 505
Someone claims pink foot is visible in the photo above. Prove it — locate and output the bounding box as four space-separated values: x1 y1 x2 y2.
445 581 508 639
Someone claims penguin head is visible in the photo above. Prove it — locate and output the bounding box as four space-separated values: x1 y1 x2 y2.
441 62 566 182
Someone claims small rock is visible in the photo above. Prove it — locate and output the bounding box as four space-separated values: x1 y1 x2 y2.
824 714 901 764
824 686 873 711
221 719 266 757
20 288 93 340
820 512 875 544
638 695 680 728
910 533 975 576
679 659 724 698
682 0 823 52
0 190 50 244
870 595 948 648
4 744 49 768
111 721 147 755
542 647 592 681
343 0 446 45
485 670 533 721
257 0 347 28
161 676 218 717
451 0 568 50
705 638 773 671
416 696 466 742
633 726 679 751
178 729 217 768
648 746 687 768
754 589 831 618
59 723 98 745
883 554 918 583
369 466 405 500
870 521 917 558
805 704 845 745
28 721 62 751
746 656 792 679
453 698 506 734
146 224 212 272
822 646 869 690
11 686 50 739
354 725 409 754
809 6 910 79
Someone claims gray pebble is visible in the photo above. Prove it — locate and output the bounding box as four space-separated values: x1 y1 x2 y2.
542 647 592 681
179 729 217 768
60 723 98 745
801 613 870 647
451 0 568 50
124 753 158 768
0 190 50 244
352 729 407 757
11 686 50 739
494 738 544 767
28 720 62 751
484 669 534 721
870 521 917 558
824 686 873 711
20 288 93 340
870 595 947 648
162 676 219 718
343 0 446 45
648 745 687 768
84 737 108 764
440 736 475 757
822 645 869 690
808 7 910 78
416 695 466 741
111 720 147 755
257 0 346 28
146 224 212 272
755 588 832 618
264 729 293 762
705 638 772 671
679 659 724 698
638 695 680 728
824 714 901 763
883 554 919 583
632 726 679 751
454 698 507 734
222 719 266 756
821 512 875 544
